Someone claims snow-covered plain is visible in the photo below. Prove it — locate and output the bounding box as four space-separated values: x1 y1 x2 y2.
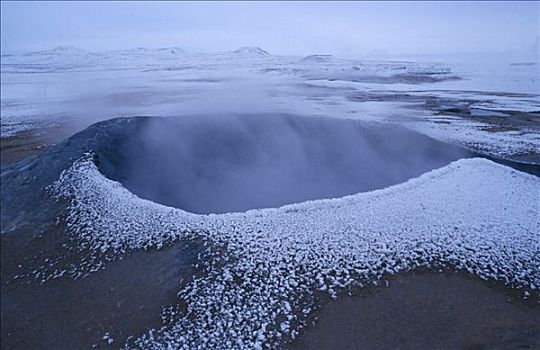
2 46 540 348
49 154 539 349
2 46 539 160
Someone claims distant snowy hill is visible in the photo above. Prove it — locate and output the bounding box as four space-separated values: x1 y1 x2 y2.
23 45 88 57
88 47 188 66
1 46 277 70
230 47 270 56
1 46 190 71
107 47 186 57
300 54 335 63
156 47 185 55
1 46 90 69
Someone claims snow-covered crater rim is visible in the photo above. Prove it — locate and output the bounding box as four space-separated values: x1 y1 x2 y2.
65 154 536 218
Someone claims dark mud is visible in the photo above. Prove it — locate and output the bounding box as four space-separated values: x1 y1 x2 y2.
289 271 540 350
1 238 203 349
0 126 75 168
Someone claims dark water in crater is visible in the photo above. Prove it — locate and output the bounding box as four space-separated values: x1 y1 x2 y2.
97 114 471 214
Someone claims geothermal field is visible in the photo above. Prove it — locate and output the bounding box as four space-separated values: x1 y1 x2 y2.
1 12 539 347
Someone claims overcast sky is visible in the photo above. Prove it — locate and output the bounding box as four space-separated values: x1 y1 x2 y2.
1 1 538 58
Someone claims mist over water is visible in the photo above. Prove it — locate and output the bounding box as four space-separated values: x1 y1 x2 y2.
99 114 471 214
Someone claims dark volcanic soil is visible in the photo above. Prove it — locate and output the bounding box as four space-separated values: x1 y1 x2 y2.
1 239 202 349
0 126 75 168
289 271 540 350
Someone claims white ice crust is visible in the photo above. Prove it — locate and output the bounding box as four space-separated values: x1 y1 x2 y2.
50 156 540 349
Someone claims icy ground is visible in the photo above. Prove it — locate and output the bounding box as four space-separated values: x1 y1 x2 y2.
1 46 539 161
48 154 539 349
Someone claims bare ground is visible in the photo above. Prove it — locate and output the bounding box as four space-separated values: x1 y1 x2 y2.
289 271 540 350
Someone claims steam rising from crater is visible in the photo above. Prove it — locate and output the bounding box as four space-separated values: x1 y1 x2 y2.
97 114 471 214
